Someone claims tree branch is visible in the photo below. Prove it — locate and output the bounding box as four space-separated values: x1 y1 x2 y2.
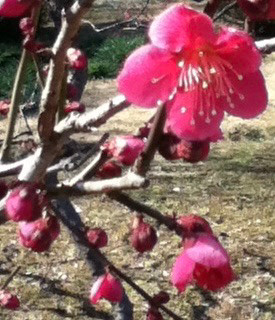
256 37 275 54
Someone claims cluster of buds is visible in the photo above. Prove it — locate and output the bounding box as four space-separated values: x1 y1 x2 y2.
5 183 60 252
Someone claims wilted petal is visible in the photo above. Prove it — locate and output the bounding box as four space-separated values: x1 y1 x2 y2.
215 27 262 74
171 251 195 292
149 4 215 52
117 45 179 107
220 71 267 119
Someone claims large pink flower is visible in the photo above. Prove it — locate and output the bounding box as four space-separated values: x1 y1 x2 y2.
171 234 235 292
118 4 267 141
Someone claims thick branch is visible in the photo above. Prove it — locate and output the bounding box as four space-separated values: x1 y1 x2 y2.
48 172 148 196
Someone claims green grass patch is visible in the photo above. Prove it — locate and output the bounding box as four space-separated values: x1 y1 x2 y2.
87 35 145 79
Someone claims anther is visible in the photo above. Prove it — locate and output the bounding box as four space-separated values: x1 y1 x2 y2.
237 74 243 81
202 81 208 89
190 119 195 126
199 51 204 57
211 109 217 116
209 67 216 74
178 60 184 68
181 107 187 114
239 94 245 100
199 110 204 116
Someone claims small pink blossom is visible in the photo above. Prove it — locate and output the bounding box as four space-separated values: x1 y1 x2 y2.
86 227 108 249
0 0 35 17
105 135 145 166
19 17 34 36
90 272 124 304
130 215 157 253
18 215 60 252
64 101 85 113
171 233 235 292
0 290 20 310
118 4 267 141
0 100 10 116
5 184 43 222
67 48 88 70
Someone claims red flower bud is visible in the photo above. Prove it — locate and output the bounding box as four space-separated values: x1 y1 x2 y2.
90 272 124 304
130 215 157 253
19 17 34 36
96 161 122 179
158 133 210 163
151 291 170 305
0 290 20 310
237 0 271 20
5 184 43 222
64 101 85 114
146 308 163 320
86 227 108 249
18 215 60 252
67 48 88 70
0 100 10 116
176 214 213 237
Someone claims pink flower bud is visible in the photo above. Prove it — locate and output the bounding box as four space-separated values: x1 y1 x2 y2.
5 184 43 222
0 290 20 310
96 161 122 179
171 234 235 292
0 0 35 17
158 133 210 163
19 17 34 36
130 215 157 253
146 308 163 320
86 227 108 249
90 272 124 304
64 101 85 114
18 215 60 252
0 100 10 116
176 214 213 237
106 135 145 166
67 48 88 70
151 291 170 305
0 180 8 200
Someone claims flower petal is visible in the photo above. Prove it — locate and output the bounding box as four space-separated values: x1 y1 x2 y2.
166 91 224 141
171 251 195 292
215 27 262 74
185 234 230 268
220 71 267 119
194 263 235 291
149 4 215 52
117 44 179 107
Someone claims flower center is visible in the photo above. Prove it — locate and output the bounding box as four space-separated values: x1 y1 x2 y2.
169 47 245 126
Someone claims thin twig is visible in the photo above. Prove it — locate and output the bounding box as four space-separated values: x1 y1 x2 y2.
134 103 166 176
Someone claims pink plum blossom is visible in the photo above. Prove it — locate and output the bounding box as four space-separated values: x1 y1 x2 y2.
90 273 124 304
171 233 235 292
118 4 267 141
0 100 10 116
105 135 145 166
0 0 36 17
